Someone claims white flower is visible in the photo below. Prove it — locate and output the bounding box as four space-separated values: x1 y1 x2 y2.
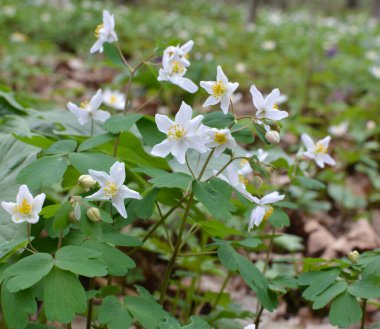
86 161 141 218
301 134 336 168
203 127 236 157
244 325 256 329
250 85 288 131
261 40 276 51
257 148 269 162
1 185 45 224
90 10 118 54
369 66 380 79
216 164 253 200
200 66 239 114
237 149 268 176
158 41 198 93
328 122 348 137
151 102 206 164
67 89 110 126
249 192 285 229
103 89 125 110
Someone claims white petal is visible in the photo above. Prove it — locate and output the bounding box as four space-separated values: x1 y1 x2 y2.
264 88 280 109
157 69 168 81
250 84 265 110
11 215 26 224
1 202 16 215
88 169 111 186
261 191 285 205
86 188 110 200
213 145 226 157
227 82 239 95
301 133 315 151
32 193 46 214
226 164 239 187
319 136 331 148
110 161 125 185
249 206 266 229
172 77 198 93
315 157 325 168
27 214 39 224
216 66 228 84
180 40 194 54
321 154 336 166
151 140 172 158
220 97 230 114
112 194 127 218
186 135 207 153
92 110 110 122
175 102 193 124
185 115 204 133
264 109 288 121
67 102 89 125
203 95 220 107
200 81 214 94
174 144 187 164
118 185 141 200
155 114 173 134
90 89 103 111
90 39 104 54
17 185 33 204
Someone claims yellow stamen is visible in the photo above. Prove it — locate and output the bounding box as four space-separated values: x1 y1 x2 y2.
263 206 274 221
95 23 104 38
240 159 249 166
273 104 278 110
212 81 227 98
214 132 227 145
104 182 118 198
168 124 186 141
80 100 89 109
171 60 185 75
17 199 32 216
109 95 117 104
238 174 248 186
315 142 327 154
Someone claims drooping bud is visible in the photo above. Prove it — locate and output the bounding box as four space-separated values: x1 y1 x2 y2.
87 207 101 222
78 175 96 190
348 250 360 264
265 131 280 144
253 176 263 189
69 211 77 223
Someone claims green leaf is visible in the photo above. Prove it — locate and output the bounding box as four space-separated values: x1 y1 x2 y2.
5 253 53 293
13 134 54 149
55 246 107 277
329 291 362 328
150 172 193 190
348 280 380 299
1 281 36 329
125 294 168 329
45 140 77 155
268 209 290 228
200 220 243 238
193 181 235 220
294 176 326 190
98 296 132 329
312 282 348 310
69 152 115 173
26 324 58 329
44 267 87 324
237 238 262 249
17 155 68 189
104 42 125 67
136 116 166 147
202 112 234 128
135 188 158 219
78 133 114 152
253 123 270 144
159 317 181 329
182 316 211 329
104 114 143 134
231 127 254 144
271 275 298 289
101 232 142 247
40 204 61 218
0 238 29 262
52 201 71 232
83 240 135 276
217 243 239 271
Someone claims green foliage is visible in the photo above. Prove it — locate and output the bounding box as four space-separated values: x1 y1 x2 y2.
104 114 143 134
98 296 132 329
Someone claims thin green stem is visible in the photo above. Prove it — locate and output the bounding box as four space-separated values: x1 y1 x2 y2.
128 196 188 256
27 223 38 253
67 323 72 329
212 271 232 309
90 118 94 137
185 154 196 179
205 157 233 182
178 251 217 257
159 194 194 304
116 42 133 72
134 86 162 113
57 231 63 250
229 99 237 119
156 201 174 251
86 277 95 329
361 299 367 329
197 149 215 181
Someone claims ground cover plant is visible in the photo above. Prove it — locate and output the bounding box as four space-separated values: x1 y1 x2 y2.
1 1 380 328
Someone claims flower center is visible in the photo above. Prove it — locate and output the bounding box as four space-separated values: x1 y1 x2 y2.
315 142 327 154
167 124 186 141
95 23 104 38
109 95 117 104
240 159 249 166
171 60 185 75
238 174 248 186
80 100 89 110
214 132 227 145
273 104 278 110
17 198 32 216
263 206 274 221
104 182 118 198
212 81 227 98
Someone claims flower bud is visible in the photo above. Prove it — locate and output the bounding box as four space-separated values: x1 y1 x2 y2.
253 176 263 189
87 207 101 222
69 211 77 223
348 250 359 264
265 131 280 144
78 175 96 190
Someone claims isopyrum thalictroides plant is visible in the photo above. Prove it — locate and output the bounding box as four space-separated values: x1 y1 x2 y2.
1 8 379 329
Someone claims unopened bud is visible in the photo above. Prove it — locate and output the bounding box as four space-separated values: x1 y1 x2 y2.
87 207 101 222
348 250 360 264
265 130 280 144
253 176 263 188
69 211 77 223
78 175 96 190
